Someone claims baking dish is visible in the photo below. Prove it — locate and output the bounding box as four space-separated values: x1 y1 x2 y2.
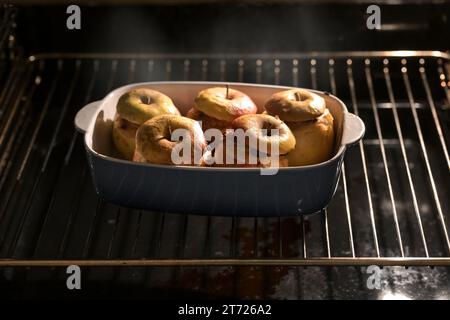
75 82 364 216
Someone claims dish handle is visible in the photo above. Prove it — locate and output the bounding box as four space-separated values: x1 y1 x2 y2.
341 112 365 146
74 101 101 134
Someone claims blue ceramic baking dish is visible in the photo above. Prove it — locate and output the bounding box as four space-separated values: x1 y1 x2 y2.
75 82 364 216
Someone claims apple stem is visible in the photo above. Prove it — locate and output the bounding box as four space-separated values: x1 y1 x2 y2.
226 84 229 99
295 92 301 101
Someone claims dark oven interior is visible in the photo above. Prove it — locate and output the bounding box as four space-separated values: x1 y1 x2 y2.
0 2 450 299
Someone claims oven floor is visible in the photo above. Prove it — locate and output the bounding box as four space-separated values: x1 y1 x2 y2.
0 53 449 299
1 266 449 299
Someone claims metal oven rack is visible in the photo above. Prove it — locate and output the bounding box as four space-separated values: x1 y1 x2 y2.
0 51 449 270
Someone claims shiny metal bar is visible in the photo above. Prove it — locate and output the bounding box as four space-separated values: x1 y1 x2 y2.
143 212 167 283
0 7 14 51
130 211 142 257
128 59 136 83
155 213 166 258
441 59 450 93
148 60 154 80
15 60 62 179
328 59 337 94
230 216 238 257
0 60 20 115
253 217 258 257
329 58 355 257
301 216 307 258
118 44 148 254
0 65 37 234
0 62 43 184
346 59 380 257
238 59 244 82
310 59 317 90
106 209 122 259
203 216 212 258
420 60 450 170
104 60 138 261
220 59 226 81
383 59 429 257
178 214 189 259
0 64 33 149
183 59 190 81
81 201 103 258
106 60 118 93
33 50 450 61
0 88 34 179
201 59 208 81
309 59 331 258
324 210 331 258
64 60 100 165
41 60 82 172
1 257 449 267
0 127 29 241
57 60 100 260
172 216 189 283
256 59 262 84
365 59 404 257
436 59 450 104
165 60 172 81
81 60 118 258
274 59 280 85
292 59 299 87
401 60 450 253
29 61 84 259
278 217 282 257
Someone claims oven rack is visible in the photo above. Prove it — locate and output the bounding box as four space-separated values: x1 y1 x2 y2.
0 51 449 267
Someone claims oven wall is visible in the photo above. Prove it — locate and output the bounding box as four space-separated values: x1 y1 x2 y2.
15 3 450 55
